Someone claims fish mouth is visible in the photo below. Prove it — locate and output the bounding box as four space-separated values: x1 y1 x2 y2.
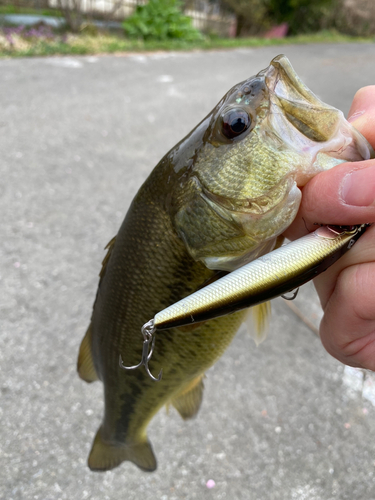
262 54 342 144
259 54 373 176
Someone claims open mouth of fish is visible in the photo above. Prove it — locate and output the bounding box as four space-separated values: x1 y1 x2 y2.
263 54 341 145
203 55 373 223
264 55 372 176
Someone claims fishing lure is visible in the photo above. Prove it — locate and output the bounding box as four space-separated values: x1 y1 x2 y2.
123 224 368 381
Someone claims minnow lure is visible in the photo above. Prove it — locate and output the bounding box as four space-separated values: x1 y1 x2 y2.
131 224 368 380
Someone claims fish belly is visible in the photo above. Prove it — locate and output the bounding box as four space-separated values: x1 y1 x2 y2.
82 308 246 472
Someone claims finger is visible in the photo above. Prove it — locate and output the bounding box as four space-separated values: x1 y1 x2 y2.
284 159 375 240
319 259 375 370
314 223 375 308
286 88 375 370
315 224 375 370
284 85 375 241
348 85 375 147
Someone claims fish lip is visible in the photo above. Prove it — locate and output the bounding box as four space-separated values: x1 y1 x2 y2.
263 55 342 144
263 55 322 106
199 175 296 218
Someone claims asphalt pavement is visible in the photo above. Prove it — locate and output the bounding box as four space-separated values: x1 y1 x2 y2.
2 43 375 500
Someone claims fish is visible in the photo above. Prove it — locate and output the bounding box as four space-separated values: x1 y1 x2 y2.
77 55 374 473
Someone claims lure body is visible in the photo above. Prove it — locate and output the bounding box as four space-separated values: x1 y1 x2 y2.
152 225 367 331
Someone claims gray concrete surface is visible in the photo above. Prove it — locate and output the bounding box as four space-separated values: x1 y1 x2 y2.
2 44 375 500
0 14 65 28
0 14 121 30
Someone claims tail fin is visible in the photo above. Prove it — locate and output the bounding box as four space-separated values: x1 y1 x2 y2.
88 427 157 472
77 324 99 383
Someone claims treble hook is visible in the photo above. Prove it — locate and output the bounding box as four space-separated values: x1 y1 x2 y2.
119 320 163 382
281 288 299 301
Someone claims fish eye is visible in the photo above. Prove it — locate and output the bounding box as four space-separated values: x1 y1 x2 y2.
222 109 251 139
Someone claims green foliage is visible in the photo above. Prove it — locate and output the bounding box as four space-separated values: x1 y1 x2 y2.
123 0 203 41
267 0 336 35
79 23 100 36
1 30 373 58
219 0 338 36
0 5 63 17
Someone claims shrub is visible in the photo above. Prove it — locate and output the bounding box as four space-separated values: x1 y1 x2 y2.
123 0 203 41
218 0 338 36
267 0 336 35
219 0 272 36
335 0 375 36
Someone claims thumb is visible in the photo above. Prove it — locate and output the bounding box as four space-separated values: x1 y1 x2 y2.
284 86 375 241
348 85 375 148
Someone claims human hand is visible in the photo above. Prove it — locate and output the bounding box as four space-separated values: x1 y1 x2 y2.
284 86 375 370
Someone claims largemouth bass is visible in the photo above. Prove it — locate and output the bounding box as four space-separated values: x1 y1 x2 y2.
77 55 374 472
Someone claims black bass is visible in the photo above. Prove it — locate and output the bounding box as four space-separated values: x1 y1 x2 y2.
77 55 374 472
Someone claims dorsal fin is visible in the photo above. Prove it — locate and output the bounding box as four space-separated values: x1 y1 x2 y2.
78 237 116 382
89 236 117 315
99 236 116 279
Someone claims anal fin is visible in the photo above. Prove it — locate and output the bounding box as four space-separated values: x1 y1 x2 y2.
77 324 98 383
171 375 204 420
88 427 157 472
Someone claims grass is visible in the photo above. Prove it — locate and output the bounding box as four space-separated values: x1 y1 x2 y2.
0 28 374 58
0 5 63 17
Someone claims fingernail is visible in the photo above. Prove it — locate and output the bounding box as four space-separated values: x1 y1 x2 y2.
348 110 365 123
341 167 375 206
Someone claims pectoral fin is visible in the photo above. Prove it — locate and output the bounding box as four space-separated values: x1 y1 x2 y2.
77 324 98 383
242 235 280 345
243 302 271 346
88 427 157 472
171 375 205 420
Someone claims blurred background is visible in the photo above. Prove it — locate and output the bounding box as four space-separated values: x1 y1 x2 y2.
2 1 375 500
0 0 375 56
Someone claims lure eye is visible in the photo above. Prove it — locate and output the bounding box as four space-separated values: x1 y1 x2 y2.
222 109 251 139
